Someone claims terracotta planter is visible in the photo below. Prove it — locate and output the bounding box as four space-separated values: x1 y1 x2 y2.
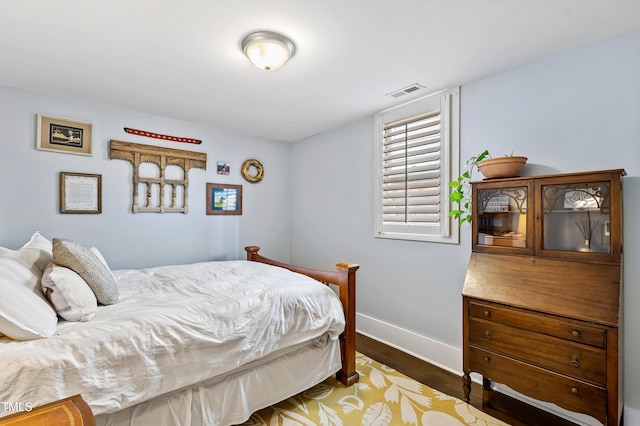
477 156 527 179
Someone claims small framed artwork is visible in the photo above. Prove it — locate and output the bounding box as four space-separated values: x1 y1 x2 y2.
60 172 102 214
206 183 242 215
37 114 93 156
217 161 230 175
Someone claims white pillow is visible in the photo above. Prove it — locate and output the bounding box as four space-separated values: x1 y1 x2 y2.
0 248 58 340
41 263 98 322
17 231 53 273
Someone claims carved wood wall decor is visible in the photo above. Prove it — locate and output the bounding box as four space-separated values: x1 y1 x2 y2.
109 140 207 213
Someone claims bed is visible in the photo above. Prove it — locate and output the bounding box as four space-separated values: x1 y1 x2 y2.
0 234 359 425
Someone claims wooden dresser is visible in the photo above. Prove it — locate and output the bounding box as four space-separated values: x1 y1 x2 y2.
462 169 624 426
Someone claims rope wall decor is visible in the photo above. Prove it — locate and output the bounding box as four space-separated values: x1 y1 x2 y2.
241 159 264 183
124 127 202 145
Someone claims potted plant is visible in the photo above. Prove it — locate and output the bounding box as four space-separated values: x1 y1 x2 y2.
476 154 528 179
449 151 527 225
449 150 490 225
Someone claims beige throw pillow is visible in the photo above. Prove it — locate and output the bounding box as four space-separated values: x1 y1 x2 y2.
52 239 118 305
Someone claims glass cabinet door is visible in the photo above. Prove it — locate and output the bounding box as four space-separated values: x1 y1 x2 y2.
537 176 620 262
473 182 533 254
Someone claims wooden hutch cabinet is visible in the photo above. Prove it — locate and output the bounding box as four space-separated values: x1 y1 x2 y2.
462 169 625 426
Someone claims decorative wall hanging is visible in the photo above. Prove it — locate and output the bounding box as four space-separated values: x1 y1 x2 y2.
109 140 206 213
241 159 264 183
123 127 202 144
37 114 93 156
59 172 101 214
206 183 242 215
217 161 230 175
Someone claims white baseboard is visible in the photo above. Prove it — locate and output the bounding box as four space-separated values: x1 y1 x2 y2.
356 312 463 376
492 384 600 426
356 312 633 426
625 407 640 425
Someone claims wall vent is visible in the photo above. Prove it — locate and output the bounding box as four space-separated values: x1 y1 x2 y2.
386 83 426 98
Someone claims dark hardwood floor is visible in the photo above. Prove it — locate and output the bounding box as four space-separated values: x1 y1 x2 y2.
356 333 579 426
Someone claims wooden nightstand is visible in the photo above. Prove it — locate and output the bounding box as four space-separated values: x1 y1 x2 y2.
0 395 94 426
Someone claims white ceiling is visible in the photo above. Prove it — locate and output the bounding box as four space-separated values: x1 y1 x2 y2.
1 1 639 142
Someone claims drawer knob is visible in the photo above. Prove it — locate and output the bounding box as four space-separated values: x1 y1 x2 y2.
572 330 581 337
484 356 490 362
484 310 491 317
570 354 581 368
571 387 579 395
484 331 492 341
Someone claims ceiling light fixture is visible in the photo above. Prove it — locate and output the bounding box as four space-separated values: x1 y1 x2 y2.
241 31 296 71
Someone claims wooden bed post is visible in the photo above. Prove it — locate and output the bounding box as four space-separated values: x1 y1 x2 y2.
335 261 359 386
245 246 360 386
245 245 261 262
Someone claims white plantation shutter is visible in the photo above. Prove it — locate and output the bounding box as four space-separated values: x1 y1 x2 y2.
374 88 460 243
383 110 441 224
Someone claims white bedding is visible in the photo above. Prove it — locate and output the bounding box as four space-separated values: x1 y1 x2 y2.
0 260 346 417
95 339 342 426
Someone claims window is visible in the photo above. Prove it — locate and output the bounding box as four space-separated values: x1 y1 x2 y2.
374 87 460 243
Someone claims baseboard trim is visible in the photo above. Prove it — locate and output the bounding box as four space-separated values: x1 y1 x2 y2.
356 312 463 376
492 384 600 426
624 407 640 425
356 312 633 426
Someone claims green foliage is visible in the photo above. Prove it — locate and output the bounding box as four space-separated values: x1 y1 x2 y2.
448 150 491 226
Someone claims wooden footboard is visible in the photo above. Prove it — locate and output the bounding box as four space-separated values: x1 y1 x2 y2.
245 246 360 386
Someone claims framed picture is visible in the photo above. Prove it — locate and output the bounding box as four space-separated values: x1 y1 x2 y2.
206 183 242 215
60 172 102 214
37 114 93 156
217 161 230 175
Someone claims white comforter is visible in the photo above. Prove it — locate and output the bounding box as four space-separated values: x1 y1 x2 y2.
0 260 346 416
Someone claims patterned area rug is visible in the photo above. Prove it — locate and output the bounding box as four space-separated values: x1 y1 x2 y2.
240 352 509 425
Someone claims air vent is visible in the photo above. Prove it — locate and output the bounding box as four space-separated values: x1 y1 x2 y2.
386 83 426 98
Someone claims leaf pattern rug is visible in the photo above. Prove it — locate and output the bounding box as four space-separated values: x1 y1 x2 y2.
239 352 509 426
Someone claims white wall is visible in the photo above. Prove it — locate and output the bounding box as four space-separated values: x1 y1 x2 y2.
290 28 640 420
0 86 292 269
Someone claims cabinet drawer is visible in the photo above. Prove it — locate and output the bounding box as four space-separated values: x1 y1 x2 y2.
468 301 606 348
467 346 606 424
469 317 606 385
